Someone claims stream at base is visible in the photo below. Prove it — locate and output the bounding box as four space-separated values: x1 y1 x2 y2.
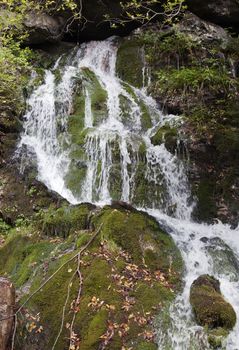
17 37 239 349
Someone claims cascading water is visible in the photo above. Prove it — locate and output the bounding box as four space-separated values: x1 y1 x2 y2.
17 37 239 349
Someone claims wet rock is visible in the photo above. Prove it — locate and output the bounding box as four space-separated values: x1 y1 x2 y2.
190 274 236 331
202 237 239 281
150 125 178 153
0 277 15 350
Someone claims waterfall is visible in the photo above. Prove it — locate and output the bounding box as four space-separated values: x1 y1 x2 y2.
17 37 239 349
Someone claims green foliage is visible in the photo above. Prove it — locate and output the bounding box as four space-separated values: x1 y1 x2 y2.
117 0 186 26
156 66 237 95
0 43 32 113
0 218 11 233
0 0 81 113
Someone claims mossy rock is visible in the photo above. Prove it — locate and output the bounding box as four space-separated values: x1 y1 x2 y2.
151 125 178 153
208 328 228 349
92 204 183 286
119 82 153 131
40 203 95 237
192 177 218 222
190 274 236 331
0 204 183 350
73 68 107 127
117 37 144 88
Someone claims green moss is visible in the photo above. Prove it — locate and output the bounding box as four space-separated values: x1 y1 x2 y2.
65 163 87 198
0 205 183 349
117 38 144 88
151 125 177 152
40 203 93 237
108 164 123 200
136 342 158 350
133 282 174 313
81 309 108 350
193 178 218 222
208 328 228 349
0 233 56 288
119 82 152 130
93 206 183 286
80 68 107 126
190 275 236 331
0 218 11 233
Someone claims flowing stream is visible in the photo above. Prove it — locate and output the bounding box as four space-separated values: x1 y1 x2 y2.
18 37 239 349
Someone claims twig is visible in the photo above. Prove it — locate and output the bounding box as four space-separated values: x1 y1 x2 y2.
52 271 77 350
68 253 83 349
11 314 17 350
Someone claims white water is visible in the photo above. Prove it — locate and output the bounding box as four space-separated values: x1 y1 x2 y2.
18 38 239 349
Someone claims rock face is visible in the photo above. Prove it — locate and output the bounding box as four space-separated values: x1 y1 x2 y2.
25 1 138 45
133 11 239 224
24 0 239 45
188 0 239 32
190 275 236 330
25 12 65 45
0 277 15 350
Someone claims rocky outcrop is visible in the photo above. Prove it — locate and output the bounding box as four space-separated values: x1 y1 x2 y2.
25 1 138 45
190 274 236 348
0 277 15 350
25 12 65 45
24 0 239 46
133 12 239 224
188 0 239 33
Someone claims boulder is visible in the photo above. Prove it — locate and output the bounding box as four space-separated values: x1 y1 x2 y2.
190 275 236 330
0 277 15 350
176 12 229 45
24 12 65 45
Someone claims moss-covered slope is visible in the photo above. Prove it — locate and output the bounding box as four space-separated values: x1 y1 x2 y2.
0 203 183 350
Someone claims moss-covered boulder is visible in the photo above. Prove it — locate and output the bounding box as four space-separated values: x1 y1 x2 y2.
151 125 178 153
0 203 183 350
190 274 236 347
93 204 183 284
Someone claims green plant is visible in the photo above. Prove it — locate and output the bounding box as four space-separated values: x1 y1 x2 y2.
27 186 38 197
15 215 31 228
156 66 237 97
0 218 11 233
